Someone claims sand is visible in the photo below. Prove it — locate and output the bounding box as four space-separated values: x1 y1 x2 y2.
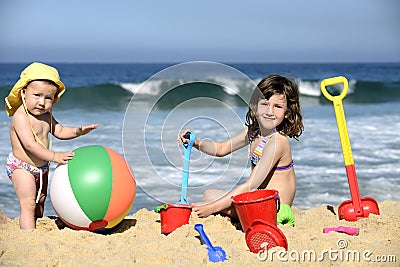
1 201 399 266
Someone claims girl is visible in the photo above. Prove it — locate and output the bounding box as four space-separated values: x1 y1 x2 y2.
178 75 303 226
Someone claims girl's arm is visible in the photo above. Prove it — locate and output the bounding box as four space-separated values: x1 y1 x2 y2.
179 128 249 157
247 134 287 190
52 117 99 140
193 134 287 217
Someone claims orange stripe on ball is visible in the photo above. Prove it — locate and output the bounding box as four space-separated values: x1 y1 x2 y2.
103 147 136 226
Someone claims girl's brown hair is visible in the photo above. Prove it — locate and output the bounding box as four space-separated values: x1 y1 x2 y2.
245 75 304 139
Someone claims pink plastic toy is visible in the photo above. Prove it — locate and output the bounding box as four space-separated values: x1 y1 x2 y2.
323 226 359 236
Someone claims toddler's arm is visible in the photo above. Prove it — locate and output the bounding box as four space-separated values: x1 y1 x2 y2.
11 113 74 164
52 151 75 164
53 122 99 140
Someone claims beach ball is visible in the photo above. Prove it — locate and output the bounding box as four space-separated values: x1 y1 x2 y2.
50 145 136 231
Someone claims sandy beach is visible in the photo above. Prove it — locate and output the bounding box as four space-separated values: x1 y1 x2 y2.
0 200 398 266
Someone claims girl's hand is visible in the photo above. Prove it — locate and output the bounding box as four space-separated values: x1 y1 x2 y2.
52 151 75 164
77 124 99 136
192 202 217 218
177 128 192 146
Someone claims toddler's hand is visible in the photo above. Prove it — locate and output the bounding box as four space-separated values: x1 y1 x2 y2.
52 152 75 164
77 124 99 136
177 128 192 146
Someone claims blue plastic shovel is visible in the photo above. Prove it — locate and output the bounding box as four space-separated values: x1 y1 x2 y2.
177 131 195 204
194 224 227 262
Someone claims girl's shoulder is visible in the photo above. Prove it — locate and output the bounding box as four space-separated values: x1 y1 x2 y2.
274 131 290 146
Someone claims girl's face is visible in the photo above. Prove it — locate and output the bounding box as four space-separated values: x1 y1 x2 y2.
22 80 57 116
256 93 287 131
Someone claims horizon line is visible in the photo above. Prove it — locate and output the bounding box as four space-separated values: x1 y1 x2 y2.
1 61 399 64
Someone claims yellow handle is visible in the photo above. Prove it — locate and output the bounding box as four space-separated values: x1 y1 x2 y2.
320 76 348 101
320 76 354 166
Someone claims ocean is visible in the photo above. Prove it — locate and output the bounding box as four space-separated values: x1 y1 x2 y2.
1 62 399 219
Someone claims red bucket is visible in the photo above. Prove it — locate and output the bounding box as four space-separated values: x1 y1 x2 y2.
158 204 192 234
232 190 280 232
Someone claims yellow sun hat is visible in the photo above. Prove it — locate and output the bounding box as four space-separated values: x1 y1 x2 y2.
5 62 66 117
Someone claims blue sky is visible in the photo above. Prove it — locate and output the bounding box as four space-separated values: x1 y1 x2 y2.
0 0 399 63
